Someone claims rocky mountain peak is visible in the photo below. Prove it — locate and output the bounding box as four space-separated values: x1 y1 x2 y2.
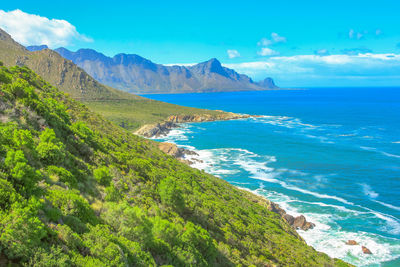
26 44 49 52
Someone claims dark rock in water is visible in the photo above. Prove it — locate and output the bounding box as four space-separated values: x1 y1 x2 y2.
285 215 315 231
293 215 307 229
362 246 372 254
267 203 315 231
283 214 295 225
268 202 286 216
302 221 315 231
346 240 358 245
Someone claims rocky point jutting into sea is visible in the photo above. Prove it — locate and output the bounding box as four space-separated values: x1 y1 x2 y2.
135 112 256 137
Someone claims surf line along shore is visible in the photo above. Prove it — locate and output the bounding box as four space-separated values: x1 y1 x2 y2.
135 113 374 254
134 112 317 232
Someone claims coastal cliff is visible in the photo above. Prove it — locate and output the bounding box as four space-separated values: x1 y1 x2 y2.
135 112 252 137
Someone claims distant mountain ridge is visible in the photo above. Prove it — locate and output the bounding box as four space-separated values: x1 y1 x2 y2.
26 44 49 52
52 47 277 94
0 28 138 101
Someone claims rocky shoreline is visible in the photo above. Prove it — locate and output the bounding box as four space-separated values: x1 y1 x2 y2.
157 141 317 232
139 113 373 255
135 112 255 138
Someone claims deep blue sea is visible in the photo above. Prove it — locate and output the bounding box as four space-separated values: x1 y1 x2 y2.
142 88 400 266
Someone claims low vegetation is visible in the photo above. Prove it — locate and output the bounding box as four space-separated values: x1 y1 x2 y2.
84 99 222 131
0 64 349 266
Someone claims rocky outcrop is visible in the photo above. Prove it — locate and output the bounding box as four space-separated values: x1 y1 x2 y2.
135 112 253 138
346 240 358 245
135 121 177 138
345 241 372 255
268 202 315 231
362 246 372 254
157 142 202 165
266 200 315 231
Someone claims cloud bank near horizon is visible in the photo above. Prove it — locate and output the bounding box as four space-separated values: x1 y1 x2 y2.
0 9 92 47
223 53 400 87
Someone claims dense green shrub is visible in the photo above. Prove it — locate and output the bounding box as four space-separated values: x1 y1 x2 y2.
0 178 21 210
29 246 72 267
4 149 41 196
158 176 185 212
46 188 97 225
93 166 112 186
46 165 77 187
0 200 46 261
36 128 65 164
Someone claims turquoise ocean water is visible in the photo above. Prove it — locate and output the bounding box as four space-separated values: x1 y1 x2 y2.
143 88 400 266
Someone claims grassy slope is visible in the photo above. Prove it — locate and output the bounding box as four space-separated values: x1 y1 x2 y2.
0 65 350 266
83 100 222 130
0 28 227 130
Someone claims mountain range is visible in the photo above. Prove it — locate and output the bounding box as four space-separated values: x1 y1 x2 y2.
26 45 277 94
1 28 230 130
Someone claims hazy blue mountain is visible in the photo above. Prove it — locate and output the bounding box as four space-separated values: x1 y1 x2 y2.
55 47 278 94
26 44 48 51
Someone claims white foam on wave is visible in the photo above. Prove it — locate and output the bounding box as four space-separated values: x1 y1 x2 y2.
164 129 400 237
305 134 335 144
360 146 400 159
200 146 400 237
360 146 376 151
373 200 400 212
392 141 400 144
240 159 355 206
337 133 357 137
381 151 400 159
152 124 192 142
354 205 400 236
154 122 400 265
246 187 400 266
250 115 344 145
360 183 379 199
252 115 319 130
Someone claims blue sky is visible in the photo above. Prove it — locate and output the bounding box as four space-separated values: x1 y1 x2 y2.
1 0 400 87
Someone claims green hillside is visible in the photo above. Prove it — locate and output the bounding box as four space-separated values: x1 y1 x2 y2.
0 28 227 130
0 65 350 266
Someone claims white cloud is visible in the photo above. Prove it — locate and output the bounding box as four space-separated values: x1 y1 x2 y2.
223 53 400 86
257 47 279 56
257 38 272 46
271 32 286 43
0 9 92 47
258 32 286 46
227 49 240 59
257 32 285 57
